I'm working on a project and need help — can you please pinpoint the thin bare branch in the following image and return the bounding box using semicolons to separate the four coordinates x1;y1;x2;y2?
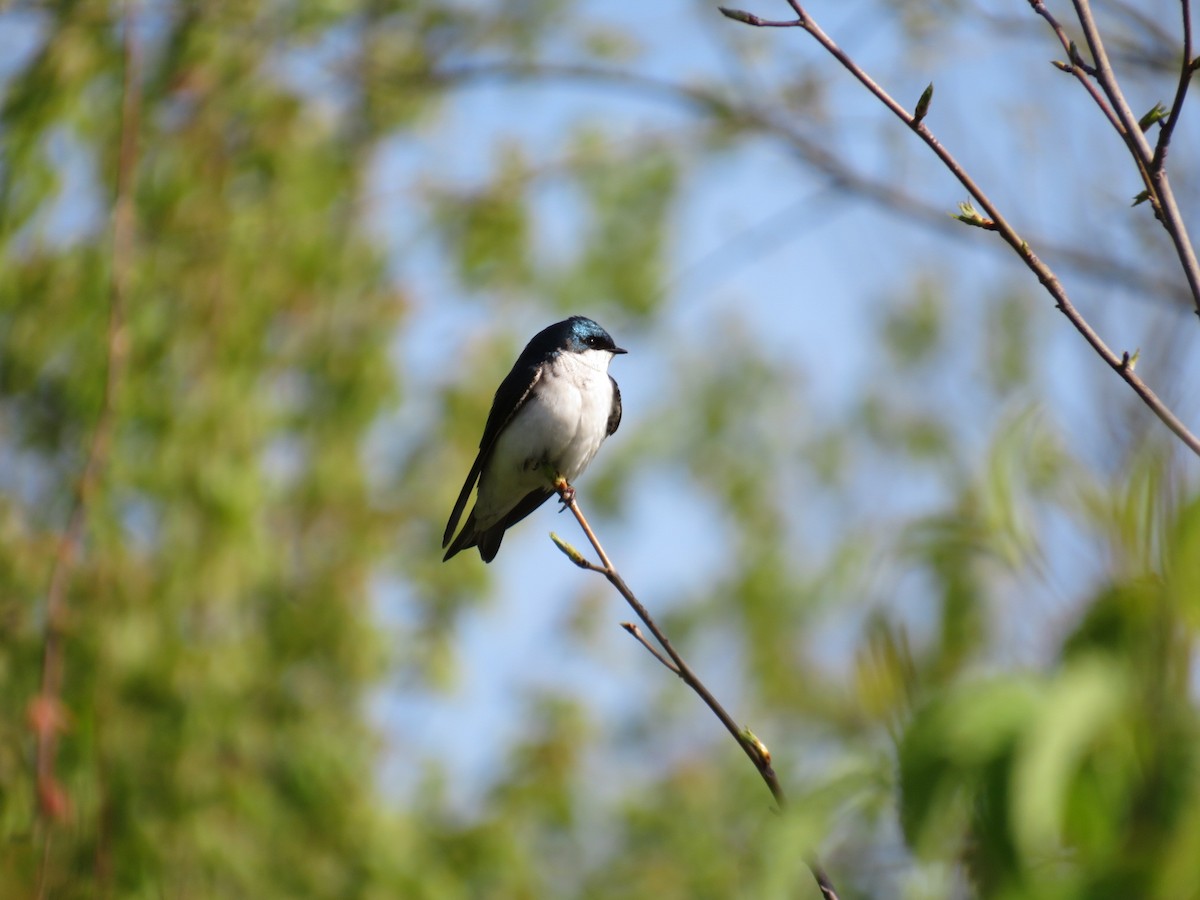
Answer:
718;7;799;28
1028;2;1123;131
34;4;139;893
1152;0;1194;172
725;3;1200;457
550;531;606;572
550;478;837;898
1067;0;1200;316
621;622;681;674
1071;0;1155;164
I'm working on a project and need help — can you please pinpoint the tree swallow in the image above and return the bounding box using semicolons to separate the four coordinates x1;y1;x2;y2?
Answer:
443;316;626;563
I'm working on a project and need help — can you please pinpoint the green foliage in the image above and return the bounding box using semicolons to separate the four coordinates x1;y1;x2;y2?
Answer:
0;4;405;896
883;279;943;369
432;145;534;293
985;290;1035;393
895;474;1200;898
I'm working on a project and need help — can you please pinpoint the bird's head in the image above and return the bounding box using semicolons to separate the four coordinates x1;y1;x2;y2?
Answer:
560;316;626;357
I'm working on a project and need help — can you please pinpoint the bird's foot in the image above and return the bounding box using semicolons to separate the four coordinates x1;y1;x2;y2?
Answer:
552;475;575;507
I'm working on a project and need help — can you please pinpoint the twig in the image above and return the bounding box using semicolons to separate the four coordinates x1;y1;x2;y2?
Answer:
550;480;782;798
721;3;1200;458
620;622;681;674
1048;0;1200;316
550;479;839;900
33;3;139;893
1028;3;1123;130
1152;0;1193;172
1071;0;1156;164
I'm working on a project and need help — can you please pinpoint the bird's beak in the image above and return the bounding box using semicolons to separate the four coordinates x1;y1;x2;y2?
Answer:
612;346;628;355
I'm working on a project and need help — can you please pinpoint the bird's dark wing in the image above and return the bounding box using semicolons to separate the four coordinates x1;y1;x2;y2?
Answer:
442;358;546;548
443;483;555;563
606;376;622;437
498;486;555;533
474;486;554;562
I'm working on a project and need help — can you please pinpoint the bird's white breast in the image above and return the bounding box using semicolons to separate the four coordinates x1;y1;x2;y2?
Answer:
474;349;615;529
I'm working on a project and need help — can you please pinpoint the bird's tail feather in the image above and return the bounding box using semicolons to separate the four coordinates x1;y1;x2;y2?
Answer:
442;510;478;561
443;457;484;548
442;510;506;564
476;526;504;563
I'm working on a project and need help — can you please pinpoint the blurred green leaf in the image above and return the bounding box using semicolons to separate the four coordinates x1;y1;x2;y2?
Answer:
431;145;533;292
555;133;679;318
899;677;1039;859
1011;656;1129;862
985;290;1035;393
882;279;943;369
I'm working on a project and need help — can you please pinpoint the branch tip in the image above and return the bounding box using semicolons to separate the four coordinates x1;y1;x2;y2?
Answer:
549;532;590;568
1067;40;1087;69
1138;102;1168;133
717;6;802;28
912;82;933;126
620;622;681;674
718;6;760;25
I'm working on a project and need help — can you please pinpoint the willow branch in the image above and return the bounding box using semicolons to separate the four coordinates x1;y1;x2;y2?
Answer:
720;3;1200;458
549;479;839;900
33;2;138;889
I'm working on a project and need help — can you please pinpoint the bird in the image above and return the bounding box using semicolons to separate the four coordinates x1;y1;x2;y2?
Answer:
443;316;626;563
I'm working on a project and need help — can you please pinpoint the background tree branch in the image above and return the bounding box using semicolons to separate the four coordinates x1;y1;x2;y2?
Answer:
414;60;1196;313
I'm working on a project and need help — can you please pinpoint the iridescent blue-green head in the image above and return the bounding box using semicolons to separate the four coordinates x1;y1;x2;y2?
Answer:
525;315;626;360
